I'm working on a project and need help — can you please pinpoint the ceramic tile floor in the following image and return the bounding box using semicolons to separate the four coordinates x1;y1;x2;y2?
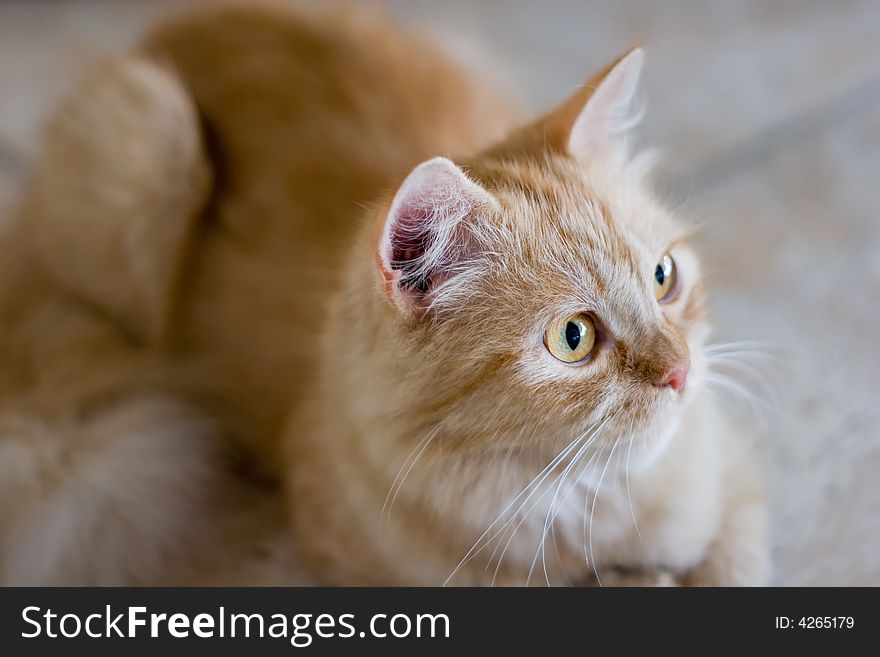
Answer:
1;0;878;585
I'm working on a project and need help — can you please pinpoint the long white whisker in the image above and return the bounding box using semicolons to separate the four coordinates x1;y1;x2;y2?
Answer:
704;340;783;353
588;434;622;587
705;370;781;435
527;422;605;586
624;418;642;543
706;373;773;413
705;347;782;359
707;357;786;377
518;411;619;586
380;424;442;529
483;419;607;577
549;521;567;584
444;421;594;586
533;443;593;585
581;438;608;569
493;410;618;586
484;425;597;568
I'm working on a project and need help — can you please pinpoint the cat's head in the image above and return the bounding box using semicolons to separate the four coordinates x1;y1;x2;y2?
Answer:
372;49;707;466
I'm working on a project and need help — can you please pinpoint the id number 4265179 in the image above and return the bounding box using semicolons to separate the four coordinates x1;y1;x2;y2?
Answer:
775;617;854;630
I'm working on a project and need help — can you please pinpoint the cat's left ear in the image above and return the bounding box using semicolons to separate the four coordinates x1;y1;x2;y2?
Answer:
547;47;644;159
378;157;498;316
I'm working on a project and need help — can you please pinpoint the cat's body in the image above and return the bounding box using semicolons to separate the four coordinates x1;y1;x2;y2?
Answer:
138;3;514;472
0;1;768;585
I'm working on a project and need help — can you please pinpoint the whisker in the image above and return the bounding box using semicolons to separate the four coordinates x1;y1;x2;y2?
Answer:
708;359;778;399
526;419;607;586
581;439;607;570
705;371;779;433
624;417;643;543
705;345;782;356
380;424;442;530
706;351;785;370
444;420;595;586
549;520;568;585
706;372;773;410
485;422;602;574
587;434;622;587
704;339;785;354
531;442;592;585
494;410;618;587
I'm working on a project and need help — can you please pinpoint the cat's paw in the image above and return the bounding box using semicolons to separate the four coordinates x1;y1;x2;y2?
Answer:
594;567;682;587
678;519;771;586
678;546;771;587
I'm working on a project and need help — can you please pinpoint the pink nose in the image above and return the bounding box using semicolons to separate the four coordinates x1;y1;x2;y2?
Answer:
660;362;690;393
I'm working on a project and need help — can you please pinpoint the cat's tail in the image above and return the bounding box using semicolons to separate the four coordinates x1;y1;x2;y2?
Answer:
0;55;229;585
0;395;224;585
17;54;212;347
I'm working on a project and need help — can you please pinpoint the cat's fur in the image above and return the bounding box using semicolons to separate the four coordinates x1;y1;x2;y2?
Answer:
0;1;768;585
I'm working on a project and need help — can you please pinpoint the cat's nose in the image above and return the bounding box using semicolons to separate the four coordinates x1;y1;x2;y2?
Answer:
660;361;689;394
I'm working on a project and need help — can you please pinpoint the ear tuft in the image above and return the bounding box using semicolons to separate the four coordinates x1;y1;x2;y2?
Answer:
378;157;496;314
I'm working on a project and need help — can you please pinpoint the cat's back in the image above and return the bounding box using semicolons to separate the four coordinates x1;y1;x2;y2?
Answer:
144;1;510;216
139;2;514;466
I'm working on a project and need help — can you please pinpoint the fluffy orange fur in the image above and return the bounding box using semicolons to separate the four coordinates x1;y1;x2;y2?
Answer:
0;1;768;585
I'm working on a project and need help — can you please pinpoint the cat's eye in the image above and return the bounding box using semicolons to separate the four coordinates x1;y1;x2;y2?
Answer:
653;254;678;302
545;312;596;364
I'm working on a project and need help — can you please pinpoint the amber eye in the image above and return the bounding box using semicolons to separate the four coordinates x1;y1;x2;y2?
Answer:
545;312;596;364
654;254;677;302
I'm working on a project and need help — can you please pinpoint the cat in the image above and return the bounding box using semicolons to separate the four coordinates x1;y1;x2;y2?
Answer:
0;1;769;585
284;53;771;586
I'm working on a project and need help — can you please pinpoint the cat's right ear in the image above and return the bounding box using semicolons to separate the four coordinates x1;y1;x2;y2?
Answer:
544;47;645;160
378;157;497;317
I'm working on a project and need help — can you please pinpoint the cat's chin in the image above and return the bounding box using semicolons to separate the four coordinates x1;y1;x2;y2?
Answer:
635;361;704;464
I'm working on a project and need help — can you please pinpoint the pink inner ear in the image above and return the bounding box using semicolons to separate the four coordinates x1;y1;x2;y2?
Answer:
380;157;496;307
388;204;434;293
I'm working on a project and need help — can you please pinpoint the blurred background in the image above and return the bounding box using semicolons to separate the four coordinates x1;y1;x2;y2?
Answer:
0;0;878;585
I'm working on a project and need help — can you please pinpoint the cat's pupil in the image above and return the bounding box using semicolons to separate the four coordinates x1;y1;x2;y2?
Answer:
655;263;665;286
565;322;581;351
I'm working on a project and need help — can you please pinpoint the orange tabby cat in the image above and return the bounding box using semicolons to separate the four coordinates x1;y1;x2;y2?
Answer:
1;1;768;585
284;54;770;587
